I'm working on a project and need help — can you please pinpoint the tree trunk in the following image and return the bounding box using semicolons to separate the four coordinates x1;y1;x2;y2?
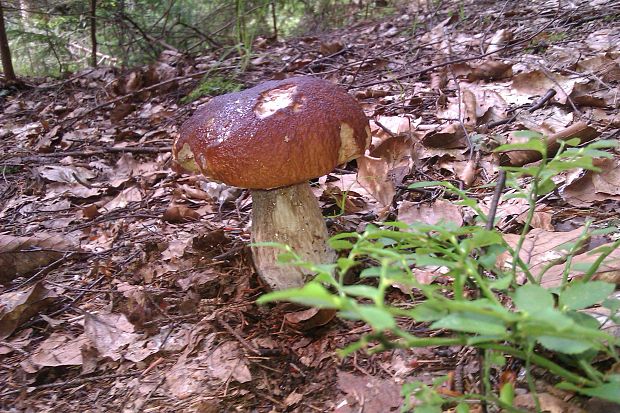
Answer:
0;0;17;81
90;0;97;67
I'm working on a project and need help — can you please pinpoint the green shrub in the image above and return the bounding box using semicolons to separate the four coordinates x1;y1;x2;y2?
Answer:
258;134;620;411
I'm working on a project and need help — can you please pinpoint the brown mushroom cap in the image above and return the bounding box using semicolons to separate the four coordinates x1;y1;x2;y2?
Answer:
173;76;371;189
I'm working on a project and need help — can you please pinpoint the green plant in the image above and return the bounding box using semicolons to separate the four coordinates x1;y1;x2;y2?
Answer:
181;75;242;103
258;134;620;411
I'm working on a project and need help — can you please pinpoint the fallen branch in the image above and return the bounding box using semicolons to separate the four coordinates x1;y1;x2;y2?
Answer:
2;146;172;165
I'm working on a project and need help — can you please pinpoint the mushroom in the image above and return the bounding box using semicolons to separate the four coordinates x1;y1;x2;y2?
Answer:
173;76;370;290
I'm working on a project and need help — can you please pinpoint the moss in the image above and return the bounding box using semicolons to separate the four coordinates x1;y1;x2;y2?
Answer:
182;75;242;104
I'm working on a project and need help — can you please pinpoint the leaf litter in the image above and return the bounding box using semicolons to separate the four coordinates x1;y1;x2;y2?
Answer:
1;0;619;411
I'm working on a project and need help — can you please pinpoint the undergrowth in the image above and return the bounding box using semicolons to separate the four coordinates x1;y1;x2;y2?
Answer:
258;133;620;412
181;75;242;103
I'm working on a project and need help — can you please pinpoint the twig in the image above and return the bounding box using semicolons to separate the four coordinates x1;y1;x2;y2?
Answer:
215;313;261;356
3;146;172;165
485;171;507;231
0;372;141;398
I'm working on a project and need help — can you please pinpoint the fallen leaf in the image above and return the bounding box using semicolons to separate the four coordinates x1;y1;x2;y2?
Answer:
512;70;577;104
357;155;396;206
563;158;620;207
124;324;191;362
0;282;58;339
84;312;141;361
540;242;620;287
29;332;89;368
0;328;32;355
166;332;251;399
514;392;586;413
0;233;79;282
284;308;336;330
38;165;96;184
101;186;143;212
501;227;588;284
335;371;401;412
398;199;463;227
163;205;201;223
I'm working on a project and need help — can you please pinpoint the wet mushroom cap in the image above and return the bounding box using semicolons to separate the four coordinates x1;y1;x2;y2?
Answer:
173;76;371;189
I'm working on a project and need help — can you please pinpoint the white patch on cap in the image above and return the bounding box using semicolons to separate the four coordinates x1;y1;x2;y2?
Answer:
254;85;297;119
338;123;359;164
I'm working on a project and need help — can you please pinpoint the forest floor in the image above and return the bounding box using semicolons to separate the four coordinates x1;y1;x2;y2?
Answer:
1;0;620;412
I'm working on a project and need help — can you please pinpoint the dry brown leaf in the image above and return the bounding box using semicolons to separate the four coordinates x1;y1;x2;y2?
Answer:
512;70;577;104
430;68;448;90
501;227;587;284
29;332;89;368
335;371;401;413
284;308;336;330
163;205;201;223
563;158;620;207
485;29;513;54
514;392;586;413
586;28;620;52
0;328;32;355
398;199;463;227
0;233;79;283
421;123;467;149
452;61;513;81
539;243;620;288
572;53;620;82
84;312;141;361
124;324;191;362
101;186;143;212
0;282;58;339
356;155;396;206
166;332;251;399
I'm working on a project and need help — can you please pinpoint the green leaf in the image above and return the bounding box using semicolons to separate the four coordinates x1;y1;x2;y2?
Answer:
495;138;545;154
256;283;341;308
489;275;513;291
328;239;354;250
469;229;503;247
527;307;575;330
538;336;593;354
355;306;396;331
513;130;544;139
341;285;380;300
603;298;620;313
456;403;470;413
559;281;615;310
408;303;447;321
586;139;619;149
499;382;515;406
431;312;507;336
557;381;620;403
513;284;554;313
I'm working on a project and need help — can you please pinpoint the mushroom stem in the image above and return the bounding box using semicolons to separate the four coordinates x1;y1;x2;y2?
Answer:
250;182;336;290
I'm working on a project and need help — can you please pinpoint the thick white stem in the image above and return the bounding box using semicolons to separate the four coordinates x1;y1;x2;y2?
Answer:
250;182;336;290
